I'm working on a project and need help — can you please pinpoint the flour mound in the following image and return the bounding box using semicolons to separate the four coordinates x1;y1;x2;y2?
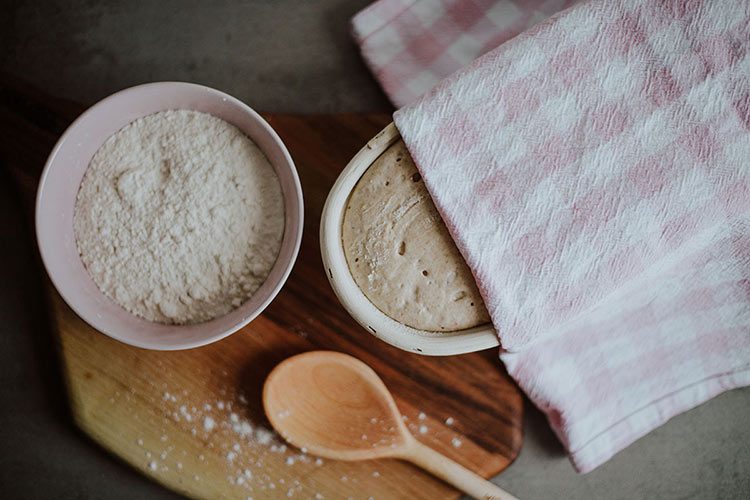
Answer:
74;110;285;324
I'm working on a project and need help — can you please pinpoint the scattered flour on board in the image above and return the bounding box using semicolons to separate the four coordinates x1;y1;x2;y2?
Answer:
74;110;285;324
139;383;335;496
134;387;466;495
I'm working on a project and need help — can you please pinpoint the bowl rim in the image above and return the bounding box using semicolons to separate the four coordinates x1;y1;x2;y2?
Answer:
35;81;304;350
319;122;499;356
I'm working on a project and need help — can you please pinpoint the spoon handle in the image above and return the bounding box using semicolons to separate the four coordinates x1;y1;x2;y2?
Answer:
401;440;518;500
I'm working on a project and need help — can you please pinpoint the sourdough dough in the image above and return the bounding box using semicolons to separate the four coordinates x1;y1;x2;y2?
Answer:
343;140;489;332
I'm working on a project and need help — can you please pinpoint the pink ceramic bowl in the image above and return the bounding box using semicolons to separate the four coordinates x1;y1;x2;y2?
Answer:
36;82;304;350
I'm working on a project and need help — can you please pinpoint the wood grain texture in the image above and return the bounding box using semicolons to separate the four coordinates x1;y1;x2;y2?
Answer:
0;75;523;499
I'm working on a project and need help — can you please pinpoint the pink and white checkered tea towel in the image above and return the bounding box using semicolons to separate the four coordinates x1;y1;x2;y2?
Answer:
352;0;578;106
391;0;750;473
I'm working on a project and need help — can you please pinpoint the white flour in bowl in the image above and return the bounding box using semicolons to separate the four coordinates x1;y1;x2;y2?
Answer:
73;110;285;324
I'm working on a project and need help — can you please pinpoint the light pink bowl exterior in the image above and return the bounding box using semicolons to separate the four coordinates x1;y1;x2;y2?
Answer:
36;82;304;350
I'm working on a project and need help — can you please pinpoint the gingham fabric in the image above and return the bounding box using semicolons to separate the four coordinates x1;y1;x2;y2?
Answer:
390;0;750;472
352;0;577;106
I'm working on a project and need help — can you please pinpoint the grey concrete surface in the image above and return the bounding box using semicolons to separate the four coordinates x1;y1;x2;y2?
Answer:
1;1;749;499
1;0;390;113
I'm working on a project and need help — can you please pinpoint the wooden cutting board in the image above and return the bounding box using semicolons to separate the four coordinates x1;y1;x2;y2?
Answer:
0;75;523;499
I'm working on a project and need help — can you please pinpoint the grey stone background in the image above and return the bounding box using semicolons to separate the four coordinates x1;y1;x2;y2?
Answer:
1;1;748;499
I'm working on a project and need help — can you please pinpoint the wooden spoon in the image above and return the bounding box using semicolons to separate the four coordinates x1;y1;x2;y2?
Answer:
263;351;517;500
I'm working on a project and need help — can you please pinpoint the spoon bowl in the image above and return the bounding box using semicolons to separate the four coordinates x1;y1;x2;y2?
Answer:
264;351;410;460
263;351;517;500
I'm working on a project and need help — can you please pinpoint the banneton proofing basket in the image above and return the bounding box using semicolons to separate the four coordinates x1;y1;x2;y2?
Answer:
320;123;499;356
36;82;304;350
